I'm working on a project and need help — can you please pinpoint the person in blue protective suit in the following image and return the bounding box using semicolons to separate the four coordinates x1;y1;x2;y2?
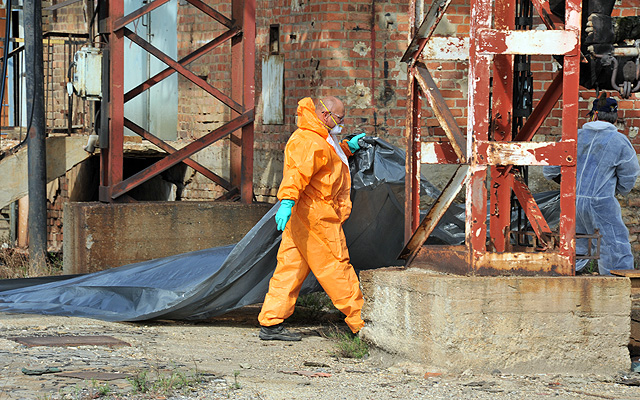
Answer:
544;94;640;275
258;96;367;341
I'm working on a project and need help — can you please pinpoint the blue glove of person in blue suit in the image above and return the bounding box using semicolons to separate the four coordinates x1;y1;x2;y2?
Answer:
275;199;295;231
347;133;367;153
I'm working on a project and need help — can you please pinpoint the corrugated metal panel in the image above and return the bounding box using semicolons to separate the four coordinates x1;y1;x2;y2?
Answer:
123;0;178;140
261;55;284;125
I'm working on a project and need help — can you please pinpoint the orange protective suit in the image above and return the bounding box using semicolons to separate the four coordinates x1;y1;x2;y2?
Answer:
258;97;365;333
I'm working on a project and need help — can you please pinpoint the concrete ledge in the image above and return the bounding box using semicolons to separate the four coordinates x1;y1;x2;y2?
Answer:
360;268;631;374
63;201;272;274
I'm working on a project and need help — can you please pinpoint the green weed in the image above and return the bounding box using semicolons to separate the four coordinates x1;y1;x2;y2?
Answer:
127;366;203;396
327;328;369;359
584;259;598;274
90;379;112;396
128;369;151;394
293;292;336;321
232;370;242;390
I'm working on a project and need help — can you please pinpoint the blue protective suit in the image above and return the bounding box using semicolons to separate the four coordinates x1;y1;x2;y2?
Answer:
544;121;640;274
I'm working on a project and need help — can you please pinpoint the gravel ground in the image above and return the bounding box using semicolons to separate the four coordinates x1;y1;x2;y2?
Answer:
0;305;639;400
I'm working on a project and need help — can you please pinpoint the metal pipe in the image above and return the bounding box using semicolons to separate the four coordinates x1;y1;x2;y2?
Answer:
24;0;47;273
9;200;17;246
0;0;12;125
17;195;28;248
587;45;640;57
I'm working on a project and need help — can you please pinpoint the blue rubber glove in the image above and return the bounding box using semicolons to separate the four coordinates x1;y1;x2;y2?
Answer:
347;133;366;153
275;199;295;231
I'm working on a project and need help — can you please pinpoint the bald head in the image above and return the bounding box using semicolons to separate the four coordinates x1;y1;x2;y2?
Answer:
316;96;345;130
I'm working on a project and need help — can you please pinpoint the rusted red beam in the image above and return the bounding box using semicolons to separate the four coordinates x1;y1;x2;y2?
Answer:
557;0;581;270
466;0;491;263
414;63;467;162
230;0;244;199
512;173;553;245
476;140;575;166
123;27;243;114
112;0;171;32
123;118;232;190
110;111;254;200
476;29;578;55
420;141;460;164
530;0;564;30
400;165;469;266
240;0;255;204
404;73;421;242
514;73;563;142
101;0;125;202
489;0;514;253
124;27;240;103
186;0;234;29
401;0;454;65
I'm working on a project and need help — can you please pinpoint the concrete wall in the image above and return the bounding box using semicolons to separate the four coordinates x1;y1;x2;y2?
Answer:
63;201;271;274
360;268;631;374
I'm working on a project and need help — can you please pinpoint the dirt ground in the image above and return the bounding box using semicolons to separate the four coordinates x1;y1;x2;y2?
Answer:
1;305;640;400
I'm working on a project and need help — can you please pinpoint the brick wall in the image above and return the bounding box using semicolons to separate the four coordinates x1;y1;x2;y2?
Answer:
46;176;67;252
38;0;640;264
43;1;93;132
252;0;411;200
175;0;233;199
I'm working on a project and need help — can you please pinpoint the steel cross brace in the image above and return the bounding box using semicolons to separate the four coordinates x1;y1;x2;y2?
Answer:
100;0;255;203
123;118;232;190
107;111;254;200
401;0;580;275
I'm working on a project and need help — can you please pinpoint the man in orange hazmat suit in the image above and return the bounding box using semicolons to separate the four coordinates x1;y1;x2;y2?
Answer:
258;96;366;341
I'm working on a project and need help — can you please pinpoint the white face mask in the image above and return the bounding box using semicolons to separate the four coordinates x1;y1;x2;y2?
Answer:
330;124;343;135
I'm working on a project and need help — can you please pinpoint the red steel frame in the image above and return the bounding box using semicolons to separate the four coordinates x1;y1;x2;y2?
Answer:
400;0;580;275
100;0;255;203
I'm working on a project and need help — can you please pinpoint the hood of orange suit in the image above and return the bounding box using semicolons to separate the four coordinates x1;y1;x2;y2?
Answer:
296;97;329;139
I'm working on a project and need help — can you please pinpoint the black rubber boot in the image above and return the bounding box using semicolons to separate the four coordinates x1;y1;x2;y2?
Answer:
259;324;301;341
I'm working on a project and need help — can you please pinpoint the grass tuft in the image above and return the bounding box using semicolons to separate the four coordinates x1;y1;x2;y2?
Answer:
127;366;204;397
0;234;64;278
325;327;369;359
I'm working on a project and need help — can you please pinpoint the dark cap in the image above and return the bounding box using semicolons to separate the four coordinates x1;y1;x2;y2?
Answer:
590;96;618;114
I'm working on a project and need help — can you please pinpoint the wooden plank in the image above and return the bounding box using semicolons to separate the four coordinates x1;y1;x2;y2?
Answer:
611;270;640;278
414;64;467;162
400;165;469;266
261;55;284;124
0;137;90;209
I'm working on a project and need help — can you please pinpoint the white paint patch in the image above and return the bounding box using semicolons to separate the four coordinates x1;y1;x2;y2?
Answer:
290;0;303;12
504;31;577;55
421;37;469;60
346;81;372;109
86;234;94;250
629;126;639;139
353;42;371;57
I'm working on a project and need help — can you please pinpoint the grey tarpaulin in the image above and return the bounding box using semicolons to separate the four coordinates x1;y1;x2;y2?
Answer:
0;138;559;320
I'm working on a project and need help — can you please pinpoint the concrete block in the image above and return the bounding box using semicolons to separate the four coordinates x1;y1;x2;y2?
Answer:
0;136;90;209
360;268;631;374
63;201;272;274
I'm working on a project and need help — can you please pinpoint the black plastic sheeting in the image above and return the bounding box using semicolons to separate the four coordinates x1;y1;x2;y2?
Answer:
0;138;560;321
